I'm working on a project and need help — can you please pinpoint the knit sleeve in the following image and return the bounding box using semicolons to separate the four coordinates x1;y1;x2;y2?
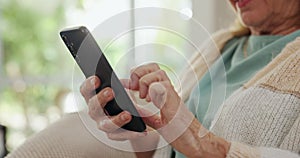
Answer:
226;142;300;158
279;114;300;152
227;115;300;158
226;115;300;158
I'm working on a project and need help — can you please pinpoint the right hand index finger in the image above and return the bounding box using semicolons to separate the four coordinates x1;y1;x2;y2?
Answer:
130;63;160;90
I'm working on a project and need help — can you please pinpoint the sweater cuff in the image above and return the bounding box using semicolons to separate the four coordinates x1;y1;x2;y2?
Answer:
226;142;261;158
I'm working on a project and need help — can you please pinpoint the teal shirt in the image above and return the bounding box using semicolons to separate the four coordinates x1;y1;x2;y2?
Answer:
175;30;300;158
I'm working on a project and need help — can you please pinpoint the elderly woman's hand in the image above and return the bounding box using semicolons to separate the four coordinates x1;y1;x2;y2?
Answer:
80;76;147;140
80;76;160;156
129;63;231;158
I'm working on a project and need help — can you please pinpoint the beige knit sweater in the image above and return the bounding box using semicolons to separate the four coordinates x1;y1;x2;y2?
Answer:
211;37;300;157
179;29;300;157
6;30;300;157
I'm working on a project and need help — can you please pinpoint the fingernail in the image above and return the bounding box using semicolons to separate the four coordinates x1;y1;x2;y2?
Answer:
103;89;111;97
155;119;161;125
90;78;95;85
121;113;130;121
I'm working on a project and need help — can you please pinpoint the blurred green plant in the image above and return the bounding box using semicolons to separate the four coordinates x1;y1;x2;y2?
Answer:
1;0;65;76
0;0;69;150
0;0;129;150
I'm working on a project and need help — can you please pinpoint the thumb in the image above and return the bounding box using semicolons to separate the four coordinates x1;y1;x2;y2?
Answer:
148;82;167;109
149;81;183;123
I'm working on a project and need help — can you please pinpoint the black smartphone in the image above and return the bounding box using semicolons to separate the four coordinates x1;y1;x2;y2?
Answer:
60;26;146;132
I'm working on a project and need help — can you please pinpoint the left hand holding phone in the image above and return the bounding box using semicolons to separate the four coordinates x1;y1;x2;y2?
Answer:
80;76;148;140
81;75;161;156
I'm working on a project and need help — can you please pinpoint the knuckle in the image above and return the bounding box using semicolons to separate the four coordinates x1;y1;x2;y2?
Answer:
79;84;86;95
106;117;123;131
130;67;137;73
88;110;93;118
130;71;139;80
87;97;95;107
98;119;111;131
106;132;128;141
106;133;116;140
102;120;111;129
149;63;159;69
97;121;105;131
88;110;97;121
139;78;148;86
164;82;173;89
93;93;104;105
87;98;101;120
157;69;167;77
96;94;108;107
87;100;93;109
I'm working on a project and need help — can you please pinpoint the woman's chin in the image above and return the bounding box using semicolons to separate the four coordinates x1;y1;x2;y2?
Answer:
240;12;264;28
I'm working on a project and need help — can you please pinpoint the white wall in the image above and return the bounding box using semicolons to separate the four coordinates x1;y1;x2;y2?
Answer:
192;0;235;34
184;0;235;58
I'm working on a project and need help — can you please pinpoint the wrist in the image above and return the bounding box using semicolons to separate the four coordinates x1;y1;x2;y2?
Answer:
172;118;230;158
198;132;230;158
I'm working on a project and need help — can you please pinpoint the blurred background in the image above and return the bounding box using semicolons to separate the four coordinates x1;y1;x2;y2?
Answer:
0;0;235;155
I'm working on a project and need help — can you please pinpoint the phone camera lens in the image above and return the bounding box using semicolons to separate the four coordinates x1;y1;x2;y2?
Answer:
80;27;87;33
62;35;68;42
